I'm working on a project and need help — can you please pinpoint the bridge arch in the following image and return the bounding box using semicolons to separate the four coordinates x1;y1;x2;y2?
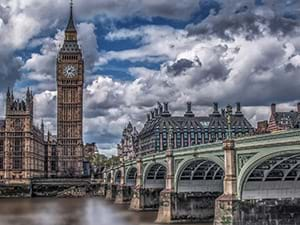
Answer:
114;169;122;185
143;162;167;189
175;156;224;193
238;149;300;200
125;166;137;187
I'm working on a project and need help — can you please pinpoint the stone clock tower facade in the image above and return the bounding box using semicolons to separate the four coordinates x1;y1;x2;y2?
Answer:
56;1;84;177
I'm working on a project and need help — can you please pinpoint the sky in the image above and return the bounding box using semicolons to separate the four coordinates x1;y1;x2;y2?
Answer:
0;0;300;156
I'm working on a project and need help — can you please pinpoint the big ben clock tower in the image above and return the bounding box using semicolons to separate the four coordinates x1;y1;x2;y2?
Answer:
56;1;84;177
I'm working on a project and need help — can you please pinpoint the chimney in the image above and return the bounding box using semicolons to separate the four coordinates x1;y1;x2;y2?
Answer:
158;102;163;115
151;111;155;119
235;102;243;116
236;102;241;112
187;102;192;112
213;102;219;113
184;102;195;117
154;108;159;117
147;113;151;121
221;109;225;117
161;102;171;117
211;102;220;116
297;102;300;113
163;102;169;113
271;103;276;114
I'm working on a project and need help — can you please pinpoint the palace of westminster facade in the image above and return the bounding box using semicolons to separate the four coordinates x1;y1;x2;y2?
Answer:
0;3;87;184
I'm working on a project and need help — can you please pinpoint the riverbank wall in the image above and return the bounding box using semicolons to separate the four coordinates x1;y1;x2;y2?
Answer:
0;179;102;198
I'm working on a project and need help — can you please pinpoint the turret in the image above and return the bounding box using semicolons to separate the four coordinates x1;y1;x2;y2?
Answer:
6;88;34;116
41;120;45;135
6;88;11;114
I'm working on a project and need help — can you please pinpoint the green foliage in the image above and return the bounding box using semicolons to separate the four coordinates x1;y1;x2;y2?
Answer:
91;153;120;169
91;153;107;168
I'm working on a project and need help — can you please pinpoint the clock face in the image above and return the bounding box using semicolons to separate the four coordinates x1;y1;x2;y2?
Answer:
63;65;77;78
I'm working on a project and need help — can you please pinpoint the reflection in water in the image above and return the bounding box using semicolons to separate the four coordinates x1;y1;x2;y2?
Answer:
0;198;212;225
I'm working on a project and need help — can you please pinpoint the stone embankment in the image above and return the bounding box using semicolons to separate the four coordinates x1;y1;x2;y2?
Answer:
0;179;103;198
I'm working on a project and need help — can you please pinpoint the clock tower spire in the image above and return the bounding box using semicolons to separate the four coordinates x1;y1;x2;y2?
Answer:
56;0;84;177
65;0;77;41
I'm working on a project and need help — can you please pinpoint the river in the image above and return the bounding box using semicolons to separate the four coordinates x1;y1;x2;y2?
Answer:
0;197;213;225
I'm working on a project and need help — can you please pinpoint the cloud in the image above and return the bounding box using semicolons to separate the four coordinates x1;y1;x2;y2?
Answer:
100;26;197;65
187;0;300;40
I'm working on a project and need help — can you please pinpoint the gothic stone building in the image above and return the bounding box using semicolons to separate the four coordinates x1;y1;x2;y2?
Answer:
0;89;45;184
44;132;58;178
118;122;139;161
138;102;254;156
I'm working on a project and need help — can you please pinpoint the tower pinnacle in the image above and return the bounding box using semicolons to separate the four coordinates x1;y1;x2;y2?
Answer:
66;0;76;33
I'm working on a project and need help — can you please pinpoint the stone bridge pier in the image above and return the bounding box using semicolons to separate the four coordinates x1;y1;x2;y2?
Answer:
114;161;136;204
156;148;224;223
99;170;108;196
130;156;165;211
105;168;117;201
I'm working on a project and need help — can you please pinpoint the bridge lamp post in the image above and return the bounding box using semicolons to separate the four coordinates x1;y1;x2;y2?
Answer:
214;104;239;225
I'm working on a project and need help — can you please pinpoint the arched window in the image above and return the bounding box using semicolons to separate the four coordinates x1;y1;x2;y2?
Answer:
190;127;195;145
162;127;167;150
197;127;202;144
176;127;181;148
183;127;188;147
155;126;160;151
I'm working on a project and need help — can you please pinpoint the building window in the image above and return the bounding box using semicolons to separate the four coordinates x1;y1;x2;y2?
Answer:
0;140;4;170
204;129;209;143
190;128;195;145
197;128;202;144
176;128;181;148
51;161;56;171
51;146;56;156
162;127;167;150
155;127;160;151
13;138;22;170
183;127;188;147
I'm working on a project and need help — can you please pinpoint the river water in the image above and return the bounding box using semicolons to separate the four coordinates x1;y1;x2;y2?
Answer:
0;197;213;225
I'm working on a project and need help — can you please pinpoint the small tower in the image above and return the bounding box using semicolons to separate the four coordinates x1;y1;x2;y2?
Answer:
6;88;11;114
41;119;45;135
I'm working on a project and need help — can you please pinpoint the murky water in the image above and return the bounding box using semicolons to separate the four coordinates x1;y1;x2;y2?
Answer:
0;197;213;225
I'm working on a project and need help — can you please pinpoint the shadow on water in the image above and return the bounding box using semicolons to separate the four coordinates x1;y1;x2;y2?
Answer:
0;198;213;225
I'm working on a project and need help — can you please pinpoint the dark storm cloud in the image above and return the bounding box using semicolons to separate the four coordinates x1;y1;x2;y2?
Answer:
0;51;22;91
0;5;10;24
166;59;195;76
187;0;300;40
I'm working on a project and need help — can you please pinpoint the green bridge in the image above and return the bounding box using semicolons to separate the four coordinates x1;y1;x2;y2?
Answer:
101;129;300;225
